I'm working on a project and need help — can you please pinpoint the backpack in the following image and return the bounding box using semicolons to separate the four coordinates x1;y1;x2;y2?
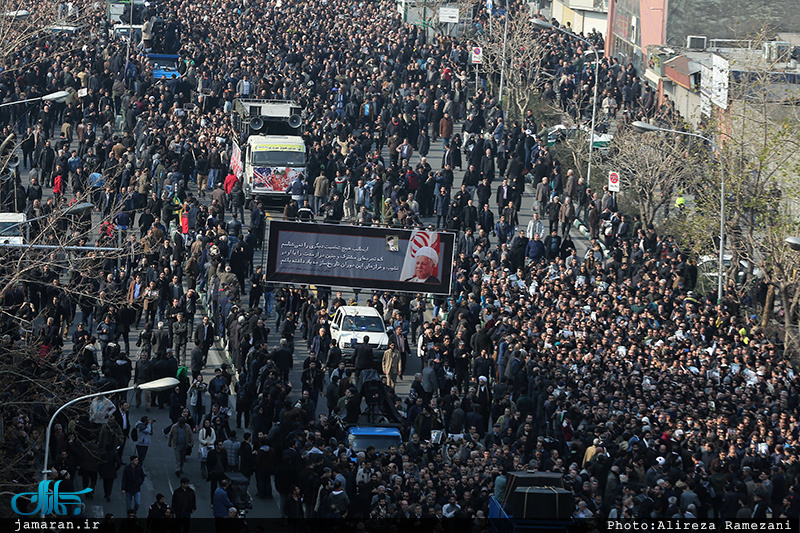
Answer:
130;425;138;442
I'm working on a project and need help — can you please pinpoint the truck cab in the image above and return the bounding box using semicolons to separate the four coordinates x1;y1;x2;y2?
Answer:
107;0;145;41
147;54;181;81
242;135;306;201
107;0;146;24
345;426;403;461
230;99;306;205
0;213;27;246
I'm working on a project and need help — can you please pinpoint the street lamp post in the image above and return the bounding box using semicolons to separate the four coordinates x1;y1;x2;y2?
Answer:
0;90;70;109
498;6;510;103
632;120;726;303
41;377;179;496
532;19;600;189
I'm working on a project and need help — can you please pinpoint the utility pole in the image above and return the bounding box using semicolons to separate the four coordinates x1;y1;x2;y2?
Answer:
498;8;509;103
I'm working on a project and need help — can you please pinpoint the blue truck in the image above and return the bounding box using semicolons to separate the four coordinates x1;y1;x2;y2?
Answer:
148;53;181;81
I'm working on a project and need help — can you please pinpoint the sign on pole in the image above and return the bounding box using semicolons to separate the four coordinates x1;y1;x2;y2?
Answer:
470;46;483;64
439;6;459;24
608;170;620;193
486;0;493;12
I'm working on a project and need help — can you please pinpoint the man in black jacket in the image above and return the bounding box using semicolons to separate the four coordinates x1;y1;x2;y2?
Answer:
206;440;229;499
272;338;294;382
475;178;492;210
194;315;215;365
239;432;255;482
171;477;197;531
113;401;132;456
543;230;562;261
326;339;342;371
121;455;146;515
38;140;56;187
353;336;374;377
26;176;42;209
479;148;495;184
461;198;478;232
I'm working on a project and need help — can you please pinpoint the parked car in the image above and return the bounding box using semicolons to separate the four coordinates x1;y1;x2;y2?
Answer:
538;124;613;154
697;254;763;285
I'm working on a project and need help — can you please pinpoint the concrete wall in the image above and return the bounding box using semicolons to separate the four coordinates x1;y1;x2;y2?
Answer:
551;0;609;36
662;80;704;127
665;0;800;48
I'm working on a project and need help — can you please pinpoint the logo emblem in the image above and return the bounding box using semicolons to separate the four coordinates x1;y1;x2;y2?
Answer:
11;480;92;516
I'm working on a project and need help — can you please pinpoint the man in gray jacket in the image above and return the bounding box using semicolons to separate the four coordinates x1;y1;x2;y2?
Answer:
422;358;438;401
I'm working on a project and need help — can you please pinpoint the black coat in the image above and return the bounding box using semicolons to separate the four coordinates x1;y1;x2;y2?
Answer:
194;323;215;346
353;342;374;371
273;346;293;372
206;448;229;481
99;449;122;479
239;440;255;478
327;346;342;369
121;463;145;492
113;409;133;437
461;205;478;231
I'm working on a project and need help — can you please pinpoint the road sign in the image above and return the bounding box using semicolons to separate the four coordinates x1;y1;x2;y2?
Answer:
486;0;493;11
470;46;482;64
608;170;620;192
439;6;459;23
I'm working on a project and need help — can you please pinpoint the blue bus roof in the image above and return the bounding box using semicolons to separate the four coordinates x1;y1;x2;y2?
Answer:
347;427;402;437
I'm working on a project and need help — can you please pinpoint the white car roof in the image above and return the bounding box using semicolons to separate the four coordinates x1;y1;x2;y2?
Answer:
337;305;383;316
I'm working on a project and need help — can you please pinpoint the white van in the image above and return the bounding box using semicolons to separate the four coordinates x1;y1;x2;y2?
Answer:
330;305;391;358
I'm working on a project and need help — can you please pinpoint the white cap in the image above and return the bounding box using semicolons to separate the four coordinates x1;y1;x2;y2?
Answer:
656;456;666;466
416;246;439;265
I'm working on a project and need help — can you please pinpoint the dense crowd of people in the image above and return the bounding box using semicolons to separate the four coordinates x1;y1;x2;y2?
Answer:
1;0;798;527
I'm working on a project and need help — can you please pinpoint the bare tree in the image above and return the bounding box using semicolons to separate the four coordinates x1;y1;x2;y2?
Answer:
476;9;548;121
0;345;92;497
603;121;697;227
743;222;800;355
0;198;133;507
655;30;800;347
401;0;476;37
0;1;92;75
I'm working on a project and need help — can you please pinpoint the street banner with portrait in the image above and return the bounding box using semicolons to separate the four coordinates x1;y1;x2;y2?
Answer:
266;221;455;295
